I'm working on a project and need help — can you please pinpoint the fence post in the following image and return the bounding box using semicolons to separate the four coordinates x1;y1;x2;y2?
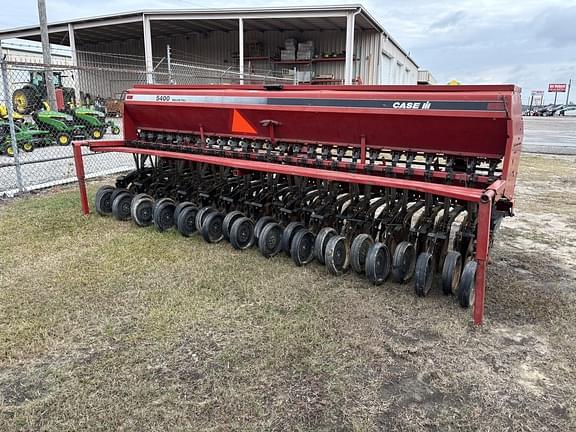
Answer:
0;56;25;194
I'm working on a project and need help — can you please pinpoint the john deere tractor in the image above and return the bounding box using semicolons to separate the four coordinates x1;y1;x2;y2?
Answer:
0;120;50;156
31;110;84;146
72;107;121;140
12;71;76;115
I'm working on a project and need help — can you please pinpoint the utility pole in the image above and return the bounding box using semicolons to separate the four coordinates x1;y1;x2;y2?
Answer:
566;78;572;105
38;0;57;110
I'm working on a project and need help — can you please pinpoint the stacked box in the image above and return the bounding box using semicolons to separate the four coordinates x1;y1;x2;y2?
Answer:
280;49;296;61
297;40;314;60
284;38;297;49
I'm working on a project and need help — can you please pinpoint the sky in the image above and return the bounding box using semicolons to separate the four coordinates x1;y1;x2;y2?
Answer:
1;0;575;104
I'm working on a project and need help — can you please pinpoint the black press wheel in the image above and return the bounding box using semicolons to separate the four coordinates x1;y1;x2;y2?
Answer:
290;229;316;266
458;260;477;308
176;206;198;237
350;233;374;274
131;193;154;227
314;227;337;264
201;211;225;243
195;206;216;232
281;222;306;255
254;216;275;240
223;211;245;242
325;235;349;276
365;242;391;285
229;217;255;250
173;201;195;226
94;185;115;216
414;252;434;297
111;191;134;221
258;222;284;258
391;241;416;283
442;251;463;295
153;198;176;231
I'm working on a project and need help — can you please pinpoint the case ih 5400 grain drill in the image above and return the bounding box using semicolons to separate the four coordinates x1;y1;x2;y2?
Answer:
73;84;523;324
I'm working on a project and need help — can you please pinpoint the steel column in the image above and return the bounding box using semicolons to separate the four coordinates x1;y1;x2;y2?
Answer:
344;11;356;85
239;18;244;85
143;15;154;84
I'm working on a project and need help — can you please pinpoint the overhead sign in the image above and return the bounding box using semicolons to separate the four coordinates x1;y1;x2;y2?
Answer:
548;83;567;92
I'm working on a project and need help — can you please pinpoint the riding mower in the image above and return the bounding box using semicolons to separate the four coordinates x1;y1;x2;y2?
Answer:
71;107;121;140
0;120;50;156
0;104;25;124
31;110;85;146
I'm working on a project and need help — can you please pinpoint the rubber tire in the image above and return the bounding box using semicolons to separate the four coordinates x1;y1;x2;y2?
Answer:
258;222;284;258
5;145;15;157
201;211;225;243
56;132;71;146
110;187;129;205
195;207;216;232
281;222;306;255
254;216;275;240
176;206;198;237
290;229;316;266
90;128;103;140
314;227;337;264
391;241;417;283
131;194;154;227
111;191;133;221
442;251;463;295
325;235;349;276
365;242;391;285
153;198;176;231
414;252;434;297
22;142;34;152
458;260;477;308
350;233;374;274
112;126;121;135
223;210;245;242
94;185;115;216
173;201;195;226
13;88;34;115
229;217;255;250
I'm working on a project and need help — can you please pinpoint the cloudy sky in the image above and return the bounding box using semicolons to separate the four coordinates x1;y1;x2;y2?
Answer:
1;0;575;104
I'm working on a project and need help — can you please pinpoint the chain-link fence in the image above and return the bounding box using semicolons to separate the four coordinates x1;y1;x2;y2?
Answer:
0;51;292;197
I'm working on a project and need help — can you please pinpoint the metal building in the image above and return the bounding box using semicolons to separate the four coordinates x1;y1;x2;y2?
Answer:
0;5;422;97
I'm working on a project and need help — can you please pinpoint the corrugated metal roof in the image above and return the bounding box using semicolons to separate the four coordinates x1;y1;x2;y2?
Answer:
0;5;416;66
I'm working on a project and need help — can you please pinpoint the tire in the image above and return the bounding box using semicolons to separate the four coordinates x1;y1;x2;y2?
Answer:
350;233;374;274
12;88;34;115
414;252;434;297
458;260;477;308
94;185;115;216
325;235;349;276
112;126;121;135
258;222;284;258
111;191;133;221
365;242;391;285
223;211;245;242
195;206;216;232
173;201;195;226
201;211;225;243
5;145;15;157
442;251;463;295
56;132;71;146
281;222;306;255
290;229;315;266
131;194;154;227
22;142;34;152
254;216;275;240
229;217;255;250
314;227;337;264
391;241;416;283
90;128;103;140
176;206;198;237
153;198;176;231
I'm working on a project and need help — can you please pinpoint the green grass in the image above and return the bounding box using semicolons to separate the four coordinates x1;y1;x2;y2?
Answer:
1;155;576;431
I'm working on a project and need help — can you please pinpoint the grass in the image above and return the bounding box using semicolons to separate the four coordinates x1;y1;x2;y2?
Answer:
0;154;575;431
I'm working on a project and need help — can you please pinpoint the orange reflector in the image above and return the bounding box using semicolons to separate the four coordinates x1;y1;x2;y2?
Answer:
231;109;257;134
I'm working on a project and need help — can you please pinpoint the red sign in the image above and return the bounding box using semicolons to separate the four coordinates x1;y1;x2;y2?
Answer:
548;83;567;92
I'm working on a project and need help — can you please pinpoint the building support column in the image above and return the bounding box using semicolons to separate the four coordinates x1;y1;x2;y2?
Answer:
67;23;81;106
344;11;356;85
143;15;154;84
239;18;244;85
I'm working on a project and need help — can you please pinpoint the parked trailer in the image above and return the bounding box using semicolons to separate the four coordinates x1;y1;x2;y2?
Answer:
73;84;523;324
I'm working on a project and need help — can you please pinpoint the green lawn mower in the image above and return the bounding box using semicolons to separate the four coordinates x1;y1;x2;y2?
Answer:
31;110;85;146
0;120;50;156
72;107;121;140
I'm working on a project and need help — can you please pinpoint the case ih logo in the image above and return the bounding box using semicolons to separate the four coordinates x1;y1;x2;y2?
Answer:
392;101;432;109
548;83;567;92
